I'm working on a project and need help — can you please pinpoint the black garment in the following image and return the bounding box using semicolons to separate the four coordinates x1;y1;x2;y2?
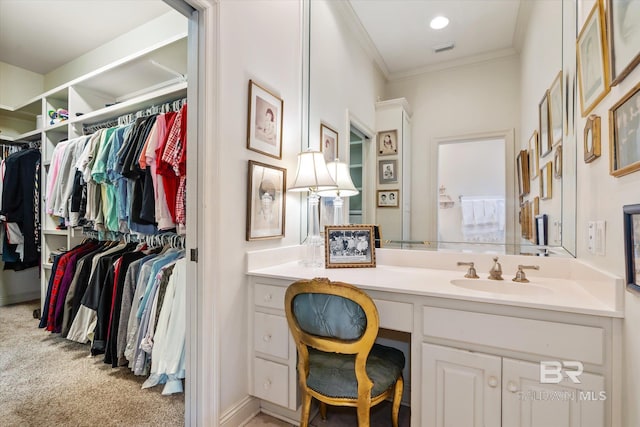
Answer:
39;253;63;329
104;250;147;366
139;167;156;224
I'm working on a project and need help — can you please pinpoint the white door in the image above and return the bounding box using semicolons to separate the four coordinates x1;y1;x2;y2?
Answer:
422;343;502;427
502;358;606;427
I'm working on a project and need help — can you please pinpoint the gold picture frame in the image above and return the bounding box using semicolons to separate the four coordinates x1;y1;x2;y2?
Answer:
609;81;640;177
377;189;399;207
320;123;338;164
577;0;610;117
529;130;539;179
246;160;286;240
554;145;563;178
584;114;601;163
539;91;552;157
607;0;640;86
378;129;398;156
247;80;284;159
516;149;530;197
540;162;553;200
549;71;563;146
325;224;376;268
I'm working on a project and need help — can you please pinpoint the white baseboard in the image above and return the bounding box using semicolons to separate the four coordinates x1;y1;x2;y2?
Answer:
0;290;40;307
220;395;260;427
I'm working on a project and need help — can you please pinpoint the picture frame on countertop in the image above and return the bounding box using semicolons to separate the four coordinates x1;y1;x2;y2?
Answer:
577;0;610;117
325;224;376;268
247;80;284;159
609;82;640;177
246;160;286;241
624;203;640;294
607;0;640;86
584;114;601;163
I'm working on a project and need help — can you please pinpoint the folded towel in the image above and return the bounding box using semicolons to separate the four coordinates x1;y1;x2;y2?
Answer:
461;200;474;225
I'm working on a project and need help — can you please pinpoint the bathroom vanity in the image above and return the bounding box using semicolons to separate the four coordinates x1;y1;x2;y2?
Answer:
247;247;623;427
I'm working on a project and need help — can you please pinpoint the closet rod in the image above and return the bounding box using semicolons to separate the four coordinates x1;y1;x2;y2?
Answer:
81;229;185;249
82;96;187;135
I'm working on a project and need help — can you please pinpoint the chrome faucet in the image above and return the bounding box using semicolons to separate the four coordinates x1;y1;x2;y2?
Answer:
488;257;503;280
456;261;479;279
513;265;540;283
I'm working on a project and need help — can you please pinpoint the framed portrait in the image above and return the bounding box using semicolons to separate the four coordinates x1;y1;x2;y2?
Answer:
624;204;640;294
607;0;640;86
584;114;601;163
554;145;563;178
320;123;338;164
549;71;563;146
536;214;548;246
539;91;552;157
378;159;398;184
377;189;399;207
516;149;530;197
609;82;640;177
324;224;376;268
540;162;553;200
577;0;610;117
529;130;540;179
378;129;398;156
247;80;284;159
246;160;286;240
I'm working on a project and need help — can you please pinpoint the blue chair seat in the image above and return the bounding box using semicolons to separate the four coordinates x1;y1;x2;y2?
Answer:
307;344;405;399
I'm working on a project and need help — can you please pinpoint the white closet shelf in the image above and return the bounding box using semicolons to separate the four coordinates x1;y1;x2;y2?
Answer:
42;229;69;236
42;263;53;270
2;128;42;143
77;81;187;128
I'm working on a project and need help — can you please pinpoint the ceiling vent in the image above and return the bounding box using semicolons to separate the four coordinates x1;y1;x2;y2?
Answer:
433;42;455;53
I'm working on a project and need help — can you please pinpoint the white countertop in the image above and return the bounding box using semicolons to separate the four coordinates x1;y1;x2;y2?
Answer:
247;247;624;318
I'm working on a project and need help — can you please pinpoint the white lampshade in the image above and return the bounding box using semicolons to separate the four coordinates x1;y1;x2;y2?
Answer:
289;151;337;192
318;161;359;198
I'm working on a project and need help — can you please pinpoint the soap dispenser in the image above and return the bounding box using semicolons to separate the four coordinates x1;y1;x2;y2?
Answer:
488;257;503;280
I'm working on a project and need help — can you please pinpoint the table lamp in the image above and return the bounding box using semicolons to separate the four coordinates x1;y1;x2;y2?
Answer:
318;159;359;225
289;150;337;267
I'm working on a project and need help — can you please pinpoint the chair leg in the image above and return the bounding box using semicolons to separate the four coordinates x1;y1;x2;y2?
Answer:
356;403;371;427
319;402;328;420
391;376;404;427
300;392;312;427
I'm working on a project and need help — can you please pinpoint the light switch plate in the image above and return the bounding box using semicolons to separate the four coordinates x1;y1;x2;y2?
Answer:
595;221;605;256
587;221;596;254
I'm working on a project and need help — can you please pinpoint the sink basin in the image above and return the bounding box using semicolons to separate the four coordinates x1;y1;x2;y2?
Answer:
450;279;553;296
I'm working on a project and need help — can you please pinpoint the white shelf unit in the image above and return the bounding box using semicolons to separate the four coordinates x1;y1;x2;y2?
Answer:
33;34;188;310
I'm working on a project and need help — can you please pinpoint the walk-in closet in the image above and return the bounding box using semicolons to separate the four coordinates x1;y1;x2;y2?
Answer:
0;1;194;424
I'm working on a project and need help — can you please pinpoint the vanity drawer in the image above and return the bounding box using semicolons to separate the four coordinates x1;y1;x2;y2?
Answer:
254;312;289;359
253;357;289;407
374;298;413;332
255;283;286;310
423;306;604;365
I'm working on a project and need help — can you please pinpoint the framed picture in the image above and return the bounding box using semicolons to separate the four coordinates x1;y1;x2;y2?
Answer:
577;0;610;117
246;160;286;240
549;71;563;146
378;130;398;156
377;189;399;207
609;82;640;177
378;159;398;184
320;123;338;164
564;71;575;137
247;80;284;159
536;214;548;246
554;145;563;178
584;114;601;163
539;91;552;157
624;204;640;294
324;224;376;268
529;130;540;179
533;196;540;217
607;0;640;86
521;200;530;239
516;149;530;197
540;162;553;200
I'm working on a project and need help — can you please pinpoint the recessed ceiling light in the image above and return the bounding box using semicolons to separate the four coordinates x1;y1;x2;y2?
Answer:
430;16;449;30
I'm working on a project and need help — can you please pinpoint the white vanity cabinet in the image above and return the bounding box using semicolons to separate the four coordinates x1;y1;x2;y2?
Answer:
421;306;610;427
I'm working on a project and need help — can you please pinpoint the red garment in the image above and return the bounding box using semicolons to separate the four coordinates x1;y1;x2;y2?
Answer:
157;108;183;222
106;257;123;342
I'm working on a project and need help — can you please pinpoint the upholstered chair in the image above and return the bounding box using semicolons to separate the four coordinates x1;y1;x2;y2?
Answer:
284;277;405;427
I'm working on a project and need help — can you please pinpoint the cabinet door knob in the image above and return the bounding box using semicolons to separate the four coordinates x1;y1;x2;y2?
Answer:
263;334;272;342
488;376;498;388
507;381;518;393
263;379;272;390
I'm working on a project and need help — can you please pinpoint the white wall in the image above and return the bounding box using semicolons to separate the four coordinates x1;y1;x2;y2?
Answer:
573;1;640;425
385;54;521;243
218;0;303;415
0;61;43;107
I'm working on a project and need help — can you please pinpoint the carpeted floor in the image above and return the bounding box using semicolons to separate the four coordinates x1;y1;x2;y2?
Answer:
0;300;184;426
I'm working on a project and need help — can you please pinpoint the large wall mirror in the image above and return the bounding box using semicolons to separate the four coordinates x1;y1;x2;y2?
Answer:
307;0;577;257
